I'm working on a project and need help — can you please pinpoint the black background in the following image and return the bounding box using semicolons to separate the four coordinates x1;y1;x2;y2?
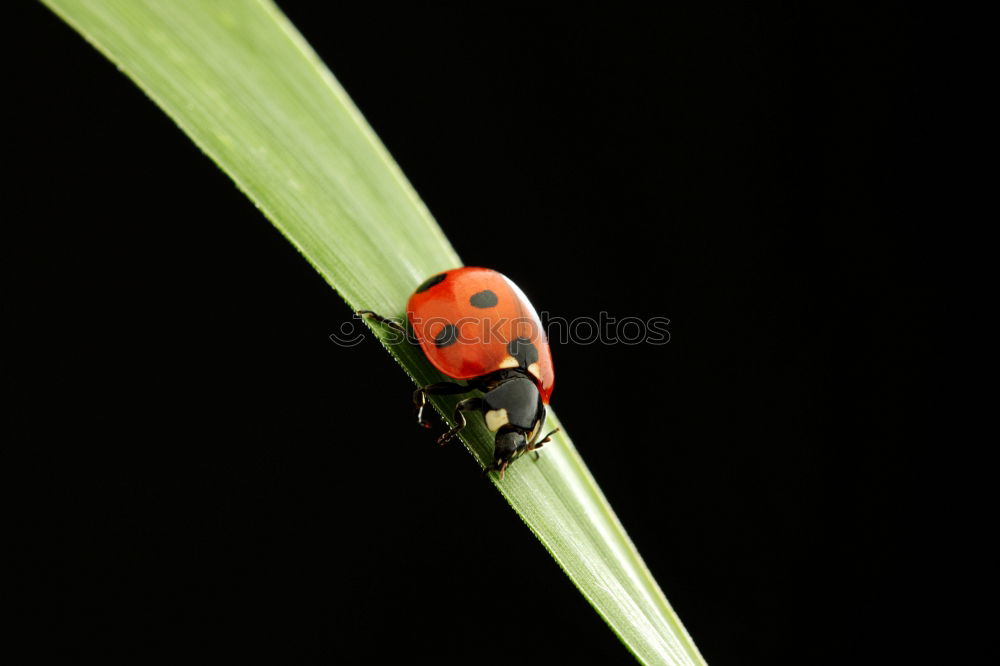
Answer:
9;3;951;665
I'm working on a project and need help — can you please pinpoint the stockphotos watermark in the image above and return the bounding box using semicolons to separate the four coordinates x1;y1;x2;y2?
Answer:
328;312;671;347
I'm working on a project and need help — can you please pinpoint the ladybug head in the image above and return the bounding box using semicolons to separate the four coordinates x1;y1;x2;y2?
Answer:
490;429;527;479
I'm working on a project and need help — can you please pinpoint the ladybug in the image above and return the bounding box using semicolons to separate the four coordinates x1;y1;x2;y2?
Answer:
359;267;557;479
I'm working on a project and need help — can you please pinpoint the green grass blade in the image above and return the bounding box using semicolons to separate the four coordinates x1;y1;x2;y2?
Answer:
40;2;706;663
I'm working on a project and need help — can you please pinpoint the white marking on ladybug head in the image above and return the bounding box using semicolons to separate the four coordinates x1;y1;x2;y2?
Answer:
528;362;542;380
485;408;510;432
499;355;519;369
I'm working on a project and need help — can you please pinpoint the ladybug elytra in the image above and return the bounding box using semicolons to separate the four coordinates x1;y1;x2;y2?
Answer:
359;267;557;479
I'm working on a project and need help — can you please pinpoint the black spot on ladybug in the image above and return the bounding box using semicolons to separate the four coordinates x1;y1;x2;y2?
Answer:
434;323;458;348
416;273;447;293
469;289;498;308
507;337;538;367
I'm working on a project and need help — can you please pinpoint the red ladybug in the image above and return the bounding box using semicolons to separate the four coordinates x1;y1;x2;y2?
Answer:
359;267;557;479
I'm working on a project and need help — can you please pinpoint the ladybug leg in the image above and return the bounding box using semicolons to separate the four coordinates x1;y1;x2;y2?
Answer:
529;428;560;461
482;460;510;480
436;397;484;446
412;382;472;428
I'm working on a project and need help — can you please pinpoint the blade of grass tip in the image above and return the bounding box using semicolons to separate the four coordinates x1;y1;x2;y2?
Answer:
39;1;707;663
